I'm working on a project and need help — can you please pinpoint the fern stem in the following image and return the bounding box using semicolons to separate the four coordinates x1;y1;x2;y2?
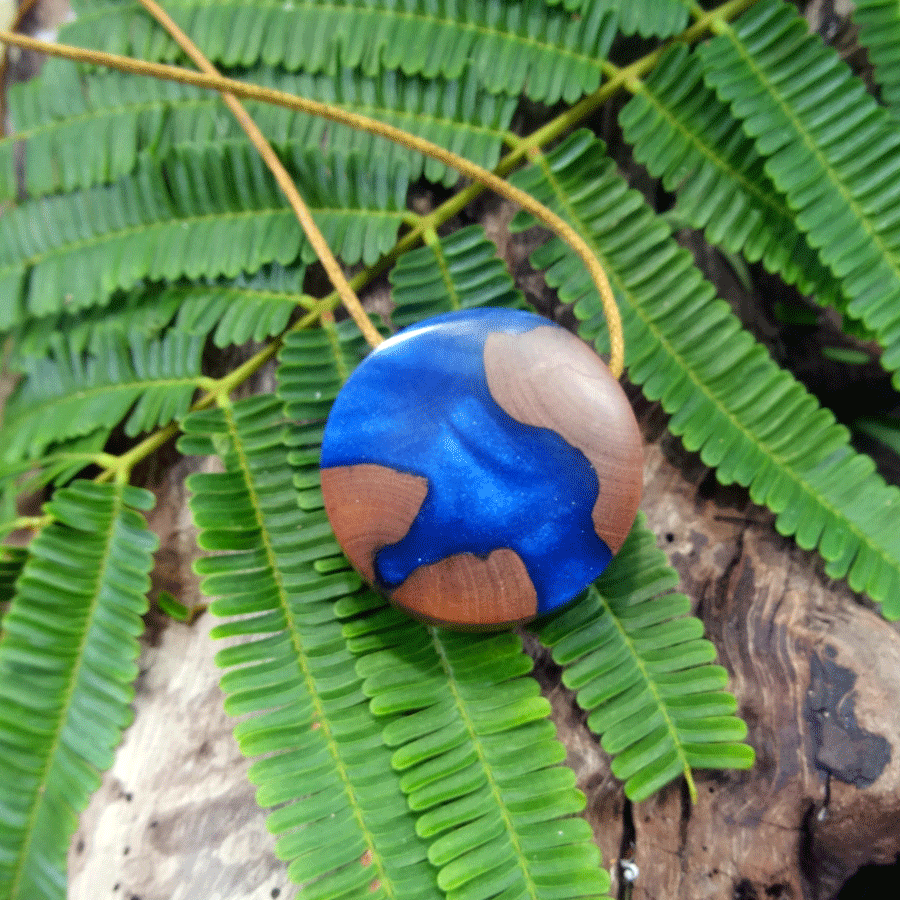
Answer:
0;515;51;534
95;423;181;484
0;29;625;378
133;0;383;350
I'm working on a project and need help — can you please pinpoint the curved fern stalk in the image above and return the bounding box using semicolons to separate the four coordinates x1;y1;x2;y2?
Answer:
66;0;619;104
537;514;753;802
0;329;206;465
509;130;900;617
853;0;900;118
0;57;516;200
180;394;442;900
698;0;900;384
618;44;845;309
0;480;157;900
0;144;408;332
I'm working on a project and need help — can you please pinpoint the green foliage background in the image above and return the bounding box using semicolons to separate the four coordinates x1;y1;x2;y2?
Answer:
2;0;900;896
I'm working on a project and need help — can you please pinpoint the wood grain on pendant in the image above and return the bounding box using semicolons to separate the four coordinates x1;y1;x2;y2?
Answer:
392;548;538;629
320;464;428;583
484;326;644;553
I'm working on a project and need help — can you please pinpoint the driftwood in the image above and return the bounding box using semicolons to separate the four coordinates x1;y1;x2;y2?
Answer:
585;400;900;900
66;397;900;900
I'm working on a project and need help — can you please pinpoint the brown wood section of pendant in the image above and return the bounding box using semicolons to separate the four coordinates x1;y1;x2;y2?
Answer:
484;326;643;553
320;464;429;583
392;549;538;629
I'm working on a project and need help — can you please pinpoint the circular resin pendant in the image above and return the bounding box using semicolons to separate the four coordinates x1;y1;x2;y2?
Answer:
320;308;643;630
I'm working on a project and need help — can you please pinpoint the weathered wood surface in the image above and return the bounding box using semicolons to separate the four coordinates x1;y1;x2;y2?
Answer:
66;396;900;900
597;401;900;900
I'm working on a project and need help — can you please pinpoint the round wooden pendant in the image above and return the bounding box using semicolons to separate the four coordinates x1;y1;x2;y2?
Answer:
320;307;643;630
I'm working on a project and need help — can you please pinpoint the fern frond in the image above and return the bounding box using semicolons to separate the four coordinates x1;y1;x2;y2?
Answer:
0;58;186;202
12;264;307;364
278;320;374;426
1;58;515;199
853;0;900;116
0;431;113;523
181;395;442;900
698;0;900;383
345;614;612;900
546;0;694;36
0;145;407;331
389;225;527;330
0;547;27;603
0;330;204;464
174;266;308;348
618;44;843;306
510;130;900;616
65;0;617;104
538;514;753;801
615;0;691;37
0;480;157;900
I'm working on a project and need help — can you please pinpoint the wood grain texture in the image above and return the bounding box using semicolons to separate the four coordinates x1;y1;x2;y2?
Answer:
320;463;428;583
392;548;538;629
611;398;900;900
484;326;643;553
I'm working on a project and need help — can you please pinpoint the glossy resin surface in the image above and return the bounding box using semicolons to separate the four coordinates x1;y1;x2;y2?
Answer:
320;307;643;629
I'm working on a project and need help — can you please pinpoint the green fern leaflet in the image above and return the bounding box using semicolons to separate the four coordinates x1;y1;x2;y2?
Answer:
0;482;157;900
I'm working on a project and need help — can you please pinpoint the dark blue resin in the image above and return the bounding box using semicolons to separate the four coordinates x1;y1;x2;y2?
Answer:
320;307;612;615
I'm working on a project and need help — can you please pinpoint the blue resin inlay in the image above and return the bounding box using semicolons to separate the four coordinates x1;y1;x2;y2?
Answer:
320;307;612;614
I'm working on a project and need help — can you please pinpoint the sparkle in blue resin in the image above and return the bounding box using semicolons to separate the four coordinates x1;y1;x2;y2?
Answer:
320;307;613;615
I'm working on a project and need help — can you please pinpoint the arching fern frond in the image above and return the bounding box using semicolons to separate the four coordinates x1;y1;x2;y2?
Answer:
615;0;691;37
853;0;900;117
538;514;753;802
173;266;308;348
0;431;113;521
0;329;204;464
11;264;307;364
389;225;527;329
618;44;843;307
0;145;407;330
0;480;157;900
65;0;618;104
345;614;612;900
278;320;374;426
181;395;442;900
1;57;515;199
550;0;691;38
698;0;900;383
0;546;27;604
510;130;900;616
